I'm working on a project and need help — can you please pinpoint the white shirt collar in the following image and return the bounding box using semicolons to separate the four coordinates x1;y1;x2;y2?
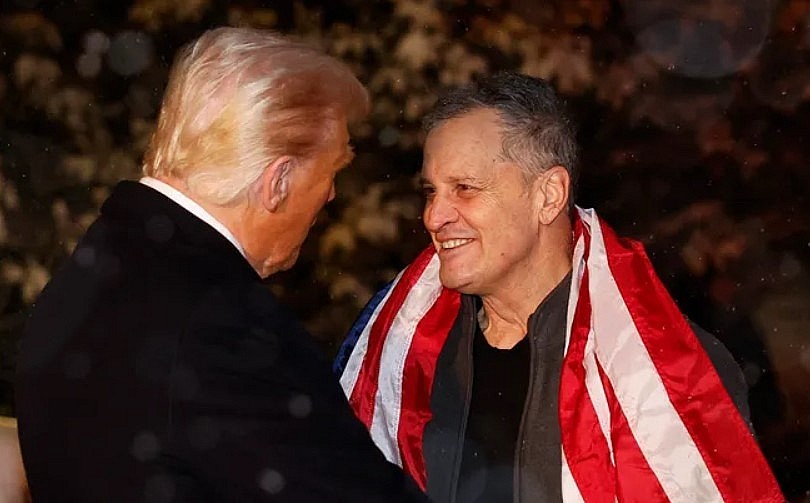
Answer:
139;177;246;259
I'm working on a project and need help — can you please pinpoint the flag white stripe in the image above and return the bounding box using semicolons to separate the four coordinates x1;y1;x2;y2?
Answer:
583;331;615;466
561;450;587;503
564;231;586;354
339;270;404;397
585;211;723;503
565;210;615;492
369;255;443;465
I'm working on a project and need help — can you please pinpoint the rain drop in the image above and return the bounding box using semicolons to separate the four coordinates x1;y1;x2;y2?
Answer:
131;431;160;462
74;246;96;268
145;215;174;243
289;394;313;419
258;469;285;494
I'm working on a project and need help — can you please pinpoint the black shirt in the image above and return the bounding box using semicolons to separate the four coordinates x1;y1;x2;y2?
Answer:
456;321;532;502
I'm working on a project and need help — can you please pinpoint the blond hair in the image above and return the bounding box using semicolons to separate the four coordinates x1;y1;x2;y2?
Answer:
143;27;369;204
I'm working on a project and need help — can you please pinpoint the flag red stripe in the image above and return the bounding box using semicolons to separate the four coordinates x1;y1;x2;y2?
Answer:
598;219;784;502
397;287;461;490
595;360;670;502
349;247;435;428
560;265;616;503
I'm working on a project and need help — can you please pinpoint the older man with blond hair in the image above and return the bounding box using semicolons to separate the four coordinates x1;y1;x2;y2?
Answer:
16;27;424;502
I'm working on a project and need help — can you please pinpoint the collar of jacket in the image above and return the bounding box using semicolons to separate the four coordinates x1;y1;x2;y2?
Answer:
101;181;260;283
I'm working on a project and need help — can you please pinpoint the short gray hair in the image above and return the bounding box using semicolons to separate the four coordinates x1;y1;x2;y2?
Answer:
423;72;578;200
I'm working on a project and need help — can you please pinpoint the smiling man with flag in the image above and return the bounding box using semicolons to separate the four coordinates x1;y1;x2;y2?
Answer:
335;72;783;503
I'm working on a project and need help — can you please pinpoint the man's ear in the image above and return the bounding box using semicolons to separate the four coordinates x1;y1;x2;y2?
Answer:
259;156;293;213
535;166;570;225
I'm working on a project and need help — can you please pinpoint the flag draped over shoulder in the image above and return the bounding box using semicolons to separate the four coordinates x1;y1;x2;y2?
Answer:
335;208;784;502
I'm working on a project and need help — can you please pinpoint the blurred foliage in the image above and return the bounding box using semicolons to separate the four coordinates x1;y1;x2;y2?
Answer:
1;0;809;499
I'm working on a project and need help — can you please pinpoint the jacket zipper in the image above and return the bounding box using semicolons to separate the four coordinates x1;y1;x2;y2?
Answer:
448;296;476;503
513;316;539;503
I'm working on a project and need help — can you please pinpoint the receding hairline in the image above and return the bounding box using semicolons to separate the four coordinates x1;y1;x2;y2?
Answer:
422;73;578;186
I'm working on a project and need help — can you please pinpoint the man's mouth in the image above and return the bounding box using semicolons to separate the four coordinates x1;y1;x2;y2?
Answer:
438;238;473;250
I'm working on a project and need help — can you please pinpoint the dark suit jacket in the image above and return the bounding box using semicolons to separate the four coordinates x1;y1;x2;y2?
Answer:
16;181;424;502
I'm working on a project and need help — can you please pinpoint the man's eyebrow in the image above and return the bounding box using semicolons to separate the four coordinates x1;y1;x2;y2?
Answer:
419;175;483;186
338;144;356;166
447;175;482;184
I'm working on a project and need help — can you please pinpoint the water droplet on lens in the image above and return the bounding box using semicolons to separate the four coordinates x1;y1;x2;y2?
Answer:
258;469;285;494
131;431;160;461
378;126;400;147
76;53;102;79
742;362;762;387
74;246;96;267
83;30;110;54
288;394;312;418
145;215;174;243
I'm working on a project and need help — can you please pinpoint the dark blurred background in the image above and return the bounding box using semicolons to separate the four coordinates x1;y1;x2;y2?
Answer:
0;0;808;500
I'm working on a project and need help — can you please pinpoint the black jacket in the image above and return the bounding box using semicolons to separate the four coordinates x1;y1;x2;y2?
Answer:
16;181;424;502
422;274;749;503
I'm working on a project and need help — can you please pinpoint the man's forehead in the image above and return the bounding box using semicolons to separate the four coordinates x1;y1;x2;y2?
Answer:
424;125;502;165
420;159;497;183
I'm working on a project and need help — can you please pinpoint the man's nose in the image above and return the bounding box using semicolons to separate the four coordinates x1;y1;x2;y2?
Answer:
423;194;457;233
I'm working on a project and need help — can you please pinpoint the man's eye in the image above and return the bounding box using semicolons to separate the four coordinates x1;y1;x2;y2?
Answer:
421;186;435;198
457;184;476;193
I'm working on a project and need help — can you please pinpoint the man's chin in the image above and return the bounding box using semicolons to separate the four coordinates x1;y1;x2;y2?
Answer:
259;250;300;278
439;271;475;294
278;250;300;272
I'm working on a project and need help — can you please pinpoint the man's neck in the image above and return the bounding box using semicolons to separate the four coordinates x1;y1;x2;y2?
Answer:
479;229;573;349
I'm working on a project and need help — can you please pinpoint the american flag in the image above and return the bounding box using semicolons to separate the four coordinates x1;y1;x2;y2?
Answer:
336;208;783;502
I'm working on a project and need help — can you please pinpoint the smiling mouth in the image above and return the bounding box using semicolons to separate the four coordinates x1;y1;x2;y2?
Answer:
438;238;473;250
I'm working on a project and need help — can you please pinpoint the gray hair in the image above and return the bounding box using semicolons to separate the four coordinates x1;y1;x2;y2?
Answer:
423;72;578;200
